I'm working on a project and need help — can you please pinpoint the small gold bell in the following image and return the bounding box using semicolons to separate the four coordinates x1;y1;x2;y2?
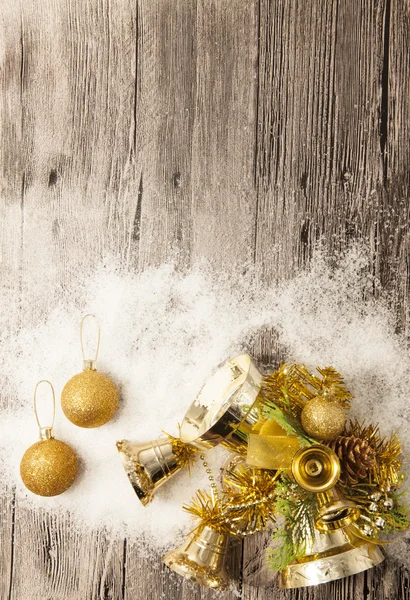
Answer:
315;487;360;532
291;444;341;493
278;525;384;588
163;524;230;589
116;437;196;505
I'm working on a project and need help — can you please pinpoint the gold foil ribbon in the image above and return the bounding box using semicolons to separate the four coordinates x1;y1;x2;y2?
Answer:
247;433;301;470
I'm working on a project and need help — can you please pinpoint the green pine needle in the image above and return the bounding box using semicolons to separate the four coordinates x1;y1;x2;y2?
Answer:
262;400;314;447
267;475;317;572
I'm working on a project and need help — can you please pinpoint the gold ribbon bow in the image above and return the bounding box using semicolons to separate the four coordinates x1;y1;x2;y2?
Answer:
246;418;302;470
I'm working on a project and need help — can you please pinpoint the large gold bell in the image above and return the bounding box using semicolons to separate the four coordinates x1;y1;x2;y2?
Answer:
278;525;384;588
163;525;230;589
179;353;263;453
116;438;184;506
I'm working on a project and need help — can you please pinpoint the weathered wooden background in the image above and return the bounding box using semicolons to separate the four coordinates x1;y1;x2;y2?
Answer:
1;0;409;598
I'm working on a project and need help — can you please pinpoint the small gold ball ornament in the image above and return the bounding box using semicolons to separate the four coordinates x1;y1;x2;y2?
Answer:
61;314;119;428
20;380;78;497
61;367;118;428
301;396;346;441
20;435;78;497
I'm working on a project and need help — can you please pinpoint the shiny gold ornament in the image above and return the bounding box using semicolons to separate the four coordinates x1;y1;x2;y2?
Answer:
116;435;199;505
62;369;118;428
163;524;230;590
20;438;78;497
301;396;346;441
61;314;118;428
291;445;341;493
20;381;78;497
278;525;384;588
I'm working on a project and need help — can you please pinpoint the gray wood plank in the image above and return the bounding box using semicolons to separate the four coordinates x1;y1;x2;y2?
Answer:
6;0;137;598
380;0;410;333
135;0;197;271
124;0;259;597
0;487;15;600
12;507;124;600
0;5;26;598
243;0;409;598
190;0;259;267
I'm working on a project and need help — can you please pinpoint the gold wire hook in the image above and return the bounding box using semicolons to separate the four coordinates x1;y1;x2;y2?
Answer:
80;314;101;365
34;380;56;435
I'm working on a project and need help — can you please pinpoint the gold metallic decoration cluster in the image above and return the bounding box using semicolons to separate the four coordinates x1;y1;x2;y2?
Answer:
116;354;409;591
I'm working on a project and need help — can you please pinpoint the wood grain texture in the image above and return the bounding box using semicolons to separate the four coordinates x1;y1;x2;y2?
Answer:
381;0;410;333
0;0;409;598
124;1;257;597
3;0;136;598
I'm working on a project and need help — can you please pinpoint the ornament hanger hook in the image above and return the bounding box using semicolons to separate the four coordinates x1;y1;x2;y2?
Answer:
80;314;101;369
34;380;56;439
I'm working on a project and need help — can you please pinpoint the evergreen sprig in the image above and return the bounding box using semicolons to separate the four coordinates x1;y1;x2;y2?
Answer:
261;396;314;447
267;475;317;571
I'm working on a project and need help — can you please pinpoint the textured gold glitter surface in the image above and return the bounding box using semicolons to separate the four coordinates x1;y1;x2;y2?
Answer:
20;438;78;497
61;369;119;428
301;397;346;441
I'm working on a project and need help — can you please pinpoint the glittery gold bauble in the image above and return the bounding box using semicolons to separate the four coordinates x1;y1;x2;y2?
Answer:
20;438;78;497
61;369;119;428
301;397;346;441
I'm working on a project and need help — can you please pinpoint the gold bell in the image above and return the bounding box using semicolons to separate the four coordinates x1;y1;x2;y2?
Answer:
116;438;187;505
278;525;384;588
315;488;360;532
179;353;263;453
291;444;341;493
163;525;230;589
291;445;360;531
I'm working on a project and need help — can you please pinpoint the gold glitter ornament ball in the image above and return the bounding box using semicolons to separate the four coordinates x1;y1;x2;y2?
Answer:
301;397;346;441
61;369;119;428
20;438;78;497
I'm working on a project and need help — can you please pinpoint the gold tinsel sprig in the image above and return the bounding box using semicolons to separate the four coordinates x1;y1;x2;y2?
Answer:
183;490;229;533
163;433;201;473
222;463;280;536
259;364;352;419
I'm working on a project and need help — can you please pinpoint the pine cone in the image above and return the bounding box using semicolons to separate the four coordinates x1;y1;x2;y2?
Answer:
328;435;376;485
